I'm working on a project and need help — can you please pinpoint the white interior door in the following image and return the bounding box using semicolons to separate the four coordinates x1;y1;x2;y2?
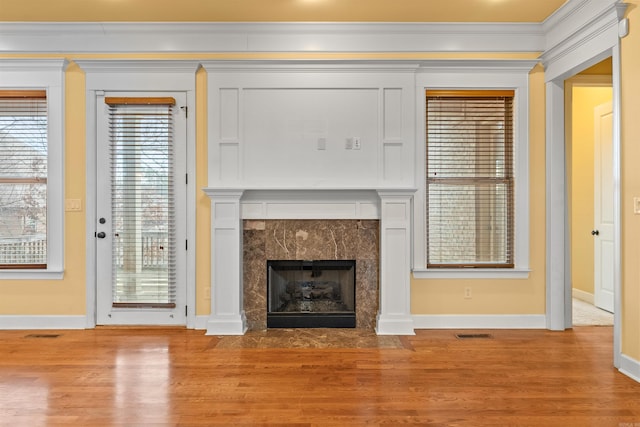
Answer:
96;92;187;325
594;100;614;313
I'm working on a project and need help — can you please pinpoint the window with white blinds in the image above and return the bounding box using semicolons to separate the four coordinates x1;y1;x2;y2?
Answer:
0;91;48;269
106;97;177;307
426;90;514;268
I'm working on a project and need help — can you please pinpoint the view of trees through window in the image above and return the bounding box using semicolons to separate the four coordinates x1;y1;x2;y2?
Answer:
0;95;47;268
108;101;175;305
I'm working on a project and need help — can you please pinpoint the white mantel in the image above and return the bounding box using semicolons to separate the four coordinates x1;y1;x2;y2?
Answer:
203;62;418;335
203;187;416;335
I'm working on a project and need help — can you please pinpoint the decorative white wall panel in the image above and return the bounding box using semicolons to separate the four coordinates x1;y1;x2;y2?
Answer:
204;61;416;189
241;88;379;187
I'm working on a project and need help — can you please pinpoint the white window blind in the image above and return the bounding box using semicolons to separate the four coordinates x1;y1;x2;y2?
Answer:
106;97;177;307
0;91;48;269
426;90;514;268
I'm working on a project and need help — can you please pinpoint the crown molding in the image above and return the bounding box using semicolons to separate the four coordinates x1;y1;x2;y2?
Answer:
0;22;545;54
73;59;201;74
200;58;538;74
0;57;69;72
541;0;627;72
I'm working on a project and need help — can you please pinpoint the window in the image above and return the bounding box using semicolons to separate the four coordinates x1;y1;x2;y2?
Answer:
105;97;178;307
426;90;514;268
0;59;66;278
0;91;48;269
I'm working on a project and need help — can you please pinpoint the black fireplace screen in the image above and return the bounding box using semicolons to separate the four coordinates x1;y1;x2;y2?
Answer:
267;260;356;328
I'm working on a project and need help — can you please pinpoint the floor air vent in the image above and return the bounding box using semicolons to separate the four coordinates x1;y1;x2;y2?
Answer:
25;334;61;339
455;333;492;339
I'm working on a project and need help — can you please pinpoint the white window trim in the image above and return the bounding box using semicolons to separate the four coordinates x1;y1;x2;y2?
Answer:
413;60;536;279
0;59;67;279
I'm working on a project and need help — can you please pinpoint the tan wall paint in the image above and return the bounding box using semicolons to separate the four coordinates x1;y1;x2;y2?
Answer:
195;68;211;316
0;63;87;315
411;64;547;315
0;0;566;23
0;53;546;318
621;0;640;361
570;85;613;297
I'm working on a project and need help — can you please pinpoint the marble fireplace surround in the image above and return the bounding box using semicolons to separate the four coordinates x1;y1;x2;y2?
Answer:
203;188;416;335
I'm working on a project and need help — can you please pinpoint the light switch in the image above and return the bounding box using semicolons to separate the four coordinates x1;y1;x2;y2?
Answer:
634;197;640;215
317;137;326;150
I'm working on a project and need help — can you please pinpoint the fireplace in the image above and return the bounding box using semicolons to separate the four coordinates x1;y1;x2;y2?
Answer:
267;260;356;328
204;188;416;336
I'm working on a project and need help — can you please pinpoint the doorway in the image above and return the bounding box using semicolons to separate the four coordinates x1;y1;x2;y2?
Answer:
95;91;188;325
567;68;614;326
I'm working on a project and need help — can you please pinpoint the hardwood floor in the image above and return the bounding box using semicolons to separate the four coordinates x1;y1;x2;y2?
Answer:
0;327;639;426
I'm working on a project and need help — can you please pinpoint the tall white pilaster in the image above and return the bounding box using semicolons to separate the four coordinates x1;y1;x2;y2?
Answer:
376;189;416;335
203;189;247;335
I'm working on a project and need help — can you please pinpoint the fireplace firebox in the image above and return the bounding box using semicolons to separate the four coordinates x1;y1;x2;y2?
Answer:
267;260;356;328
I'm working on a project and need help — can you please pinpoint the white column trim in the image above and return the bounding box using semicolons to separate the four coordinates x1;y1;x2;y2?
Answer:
203;189;247;335
376;189;416;335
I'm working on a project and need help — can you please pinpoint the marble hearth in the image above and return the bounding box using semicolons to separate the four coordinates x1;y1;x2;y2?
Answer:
244;220;379;330
203;188;416;336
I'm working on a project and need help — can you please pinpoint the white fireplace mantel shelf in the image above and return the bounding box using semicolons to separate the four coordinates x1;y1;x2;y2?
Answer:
203;186;417;336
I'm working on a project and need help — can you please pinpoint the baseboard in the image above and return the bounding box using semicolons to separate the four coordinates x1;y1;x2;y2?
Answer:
205;313;248;335
375;314;416;335
0;315;86;330
572;288;594;304
194;315;209;330
412;314;546;329
619;354;640;383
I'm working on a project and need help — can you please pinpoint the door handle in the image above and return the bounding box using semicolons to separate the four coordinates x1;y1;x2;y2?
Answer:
96;231;106;239
591;230;600;236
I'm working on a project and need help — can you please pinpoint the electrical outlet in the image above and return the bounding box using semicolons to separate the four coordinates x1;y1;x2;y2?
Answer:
352;136;361;150
464;287;472;299
203;287;211;300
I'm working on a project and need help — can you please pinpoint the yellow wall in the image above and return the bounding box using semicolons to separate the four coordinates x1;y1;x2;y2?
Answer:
0;52;547;319
0;63;87;315
411;64;547;315
0;0;565;23
570;85;613;297
621;0;640;361
0;1;636;367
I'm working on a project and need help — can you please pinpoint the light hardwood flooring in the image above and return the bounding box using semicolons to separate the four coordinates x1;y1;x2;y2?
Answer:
0;327;639;426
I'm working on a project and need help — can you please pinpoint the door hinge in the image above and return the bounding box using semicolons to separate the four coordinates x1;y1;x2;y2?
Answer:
186;173;188;185
185;305;188;316
185;240;188;250
180;106;188;118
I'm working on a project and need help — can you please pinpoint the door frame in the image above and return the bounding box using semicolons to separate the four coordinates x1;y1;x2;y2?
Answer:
79;60;200;328
565;76;613;314
545;47;622;368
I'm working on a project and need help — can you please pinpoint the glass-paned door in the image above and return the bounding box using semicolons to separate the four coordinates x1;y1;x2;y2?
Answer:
96;92;187;325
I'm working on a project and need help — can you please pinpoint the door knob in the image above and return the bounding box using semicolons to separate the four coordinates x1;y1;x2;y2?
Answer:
96;231;106;239
591;230;600;236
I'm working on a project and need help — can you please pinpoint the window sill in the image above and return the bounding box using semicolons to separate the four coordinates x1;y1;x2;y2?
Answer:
0;269;64;280
412;268;530;280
